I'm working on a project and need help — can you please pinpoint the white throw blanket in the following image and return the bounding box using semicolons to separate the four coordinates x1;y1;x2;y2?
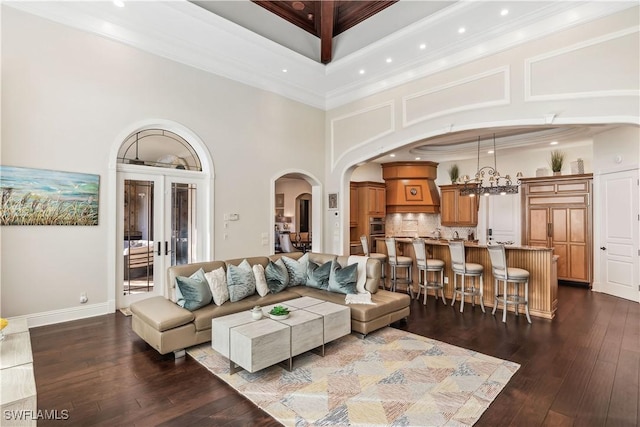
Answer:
345;255;376;305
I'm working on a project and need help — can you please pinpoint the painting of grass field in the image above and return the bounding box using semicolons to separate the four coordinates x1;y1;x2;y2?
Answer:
1;165;99;226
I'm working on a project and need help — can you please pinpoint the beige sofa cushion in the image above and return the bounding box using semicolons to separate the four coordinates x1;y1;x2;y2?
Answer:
291;287;409;323
130;296;194;332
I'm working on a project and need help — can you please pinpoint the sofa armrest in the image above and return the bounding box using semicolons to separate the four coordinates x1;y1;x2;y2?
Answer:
130;296;194;332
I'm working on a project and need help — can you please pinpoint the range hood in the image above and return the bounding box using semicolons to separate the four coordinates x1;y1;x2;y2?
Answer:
382;161;440;214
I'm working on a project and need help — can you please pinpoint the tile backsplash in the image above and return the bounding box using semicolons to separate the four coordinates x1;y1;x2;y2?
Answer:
386;213;476;240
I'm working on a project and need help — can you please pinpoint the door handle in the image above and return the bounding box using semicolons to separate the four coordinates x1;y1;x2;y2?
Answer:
547;223;552;238
165;241;170;255
600;246;606;251
157;242;162;256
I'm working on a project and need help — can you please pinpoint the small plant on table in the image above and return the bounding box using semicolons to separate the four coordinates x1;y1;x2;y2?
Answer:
269;306;290;316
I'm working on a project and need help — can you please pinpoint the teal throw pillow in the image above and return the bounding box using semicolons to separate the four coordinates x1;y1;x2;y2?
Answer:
327;260;358;295
226;259;256;302
282;253;309;287
175;268;213;311
306;260;331;290
265;258;289;293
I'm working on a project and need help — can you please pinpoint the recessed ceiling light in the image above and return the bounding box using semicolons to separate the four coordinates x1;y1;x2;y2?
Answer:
113;0;124;7
550;141;559;145
359;69;365;75
419;43;427;50
282;69;288;73
458;27;466;34
386;58;392;63
501;9;509;16
390;153;396;157
415;157;421;160
487;150;494;154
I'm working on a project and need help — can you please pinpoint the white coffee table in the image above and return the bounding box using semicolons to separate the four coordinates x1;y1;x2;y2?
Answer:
211;311;290;374
212;297;350;374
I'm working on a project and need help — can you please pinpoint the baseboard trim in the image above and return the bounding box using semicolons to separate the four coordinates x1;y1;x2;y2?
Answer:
11;302;112;328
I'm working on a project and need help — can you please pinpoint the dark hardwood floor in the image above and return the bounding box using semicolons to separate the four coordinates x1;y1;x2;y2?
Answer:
30;285;639;426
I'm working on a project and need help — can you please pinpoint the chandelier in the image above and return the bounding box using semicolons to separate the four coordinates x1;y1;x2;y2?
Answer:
458;134;522;196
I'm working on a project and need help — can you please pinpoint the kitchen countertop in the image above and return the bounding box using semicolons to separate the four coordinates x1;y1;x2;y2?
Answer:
374;236;553;251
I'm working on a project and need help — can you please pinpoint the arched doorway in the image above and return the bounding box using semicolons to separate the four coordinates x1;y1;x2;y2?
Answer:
273;171;322;254
114;127;212;308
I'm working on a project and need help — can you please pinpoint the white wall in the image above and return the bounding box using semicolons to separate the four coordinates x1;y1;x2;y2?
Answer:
350;162;384;183
1;7;324;321
325;7;639;254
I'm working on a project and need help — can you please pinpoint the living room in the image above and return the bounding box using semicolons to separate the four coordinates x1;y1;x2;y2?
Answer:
1;1;639;425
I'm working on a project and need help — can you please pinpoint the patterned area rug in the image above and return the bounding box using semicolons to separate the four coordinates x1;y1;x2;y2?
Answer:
187;327;519;426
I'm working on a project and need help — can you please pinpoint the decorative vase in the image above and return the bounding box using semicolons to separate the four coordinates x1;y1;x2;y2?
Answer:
251;306;263;320
553;171;561;176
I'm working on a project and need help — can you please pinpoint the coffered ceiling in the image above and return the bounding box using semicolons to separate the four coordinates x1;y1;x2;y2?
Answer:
192;1;446;64
251;1;399;64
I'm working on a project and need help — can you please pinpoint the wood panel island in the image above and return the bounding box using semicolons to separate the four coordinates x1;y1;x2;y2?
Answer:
375;237;558;320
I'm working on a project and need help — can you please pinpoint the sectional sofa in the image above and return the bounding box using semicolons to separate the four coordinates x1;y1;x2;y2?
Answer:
130;252;411;356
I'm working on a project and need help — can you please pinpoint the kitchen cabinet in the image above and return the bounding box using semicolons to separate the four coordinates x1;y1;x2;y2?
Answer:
439;185;478;226
351;181;385;218
521;174;592;284
349;184;359;227
349;181;386;250
366;186;386;216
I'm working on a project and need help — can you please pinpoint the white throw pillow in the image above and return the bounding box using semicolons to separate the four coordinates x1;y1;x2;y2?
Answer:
253;264;269;297
205;266;229;306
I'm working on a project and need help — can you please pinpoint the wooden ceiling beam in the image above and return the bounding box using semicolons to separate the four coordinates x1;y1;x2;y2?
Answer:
320;0;335;64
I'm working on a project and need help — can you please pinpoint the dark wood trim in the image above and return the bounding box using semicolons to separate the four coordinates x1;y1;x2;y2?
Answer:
320;0;334;64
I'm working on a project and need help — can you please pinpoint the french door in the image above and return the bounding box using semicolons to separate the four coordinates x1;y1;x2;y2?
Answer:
118;170;204;308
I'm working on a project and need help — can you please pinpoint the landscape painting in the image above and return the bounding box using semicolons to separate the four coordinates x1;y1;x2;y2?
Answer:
1;165;99;226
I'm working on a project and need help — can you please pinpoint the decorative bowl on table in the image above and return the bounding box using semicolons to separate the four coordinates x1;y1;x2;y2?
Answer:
269;306;290;320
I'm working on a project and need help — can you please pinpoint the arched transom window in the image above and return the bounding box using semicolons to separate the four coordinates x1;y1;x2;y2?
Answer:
117;129;202;171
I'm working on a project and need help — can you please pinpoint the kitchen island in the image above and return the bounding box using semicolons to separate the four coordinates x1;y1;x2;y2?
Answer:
375;237;558;319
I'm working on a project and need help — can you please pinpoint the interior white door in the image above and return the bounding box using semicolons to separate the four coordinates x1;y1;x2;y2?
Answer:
598;168;639;302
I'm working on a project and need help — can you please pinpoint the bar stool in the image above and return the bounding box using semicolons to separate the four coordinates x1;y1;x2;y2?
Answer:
448;241;485;313
360;235;387;289
487;244;531;323
384;237;413;297
412;238;446;305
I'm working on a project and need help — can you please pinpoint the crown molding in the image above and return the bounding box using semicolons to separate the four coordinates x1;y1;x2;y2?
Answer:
5;0;636;111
